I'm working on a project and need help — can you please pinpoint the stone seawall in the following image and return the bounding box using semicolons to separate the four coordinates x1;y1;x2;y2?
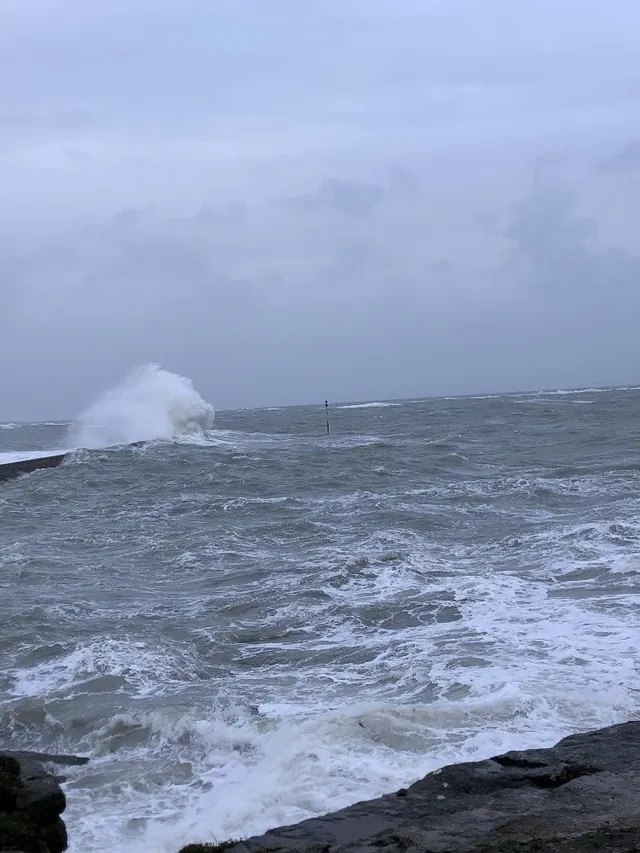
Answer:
0;454;66;484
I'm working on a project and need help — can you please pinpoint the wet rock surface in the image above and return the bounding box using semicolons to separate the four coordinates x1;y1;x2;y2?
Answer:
178;722;640;853
0;751;87;853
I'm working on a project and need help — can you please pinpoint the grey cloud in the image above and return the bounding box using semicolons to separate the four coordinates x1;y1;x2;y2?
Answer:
111;204;156;228
3;149;640;421
600;140;640;173
0;111;91;133
504;184;598;287
285;170;420;218
64;148;93;165
2;0;638;150
504;161;639;299
2;1;640;418
195;201;249;227
0;111;92;149
287;179;387;218
498;164;640;392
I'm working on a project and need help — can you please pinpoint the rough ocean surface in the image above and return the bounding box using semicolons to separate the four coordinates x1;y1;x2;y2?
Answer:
1;371;639;852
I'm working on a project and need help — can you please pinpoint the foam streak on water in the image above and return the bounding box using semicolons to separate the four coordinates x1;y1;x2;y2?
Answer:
1;385;640;852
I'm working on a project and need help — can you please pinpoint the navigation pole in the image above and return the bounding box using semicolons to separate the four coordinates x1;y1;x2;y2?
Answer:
325;400;330;435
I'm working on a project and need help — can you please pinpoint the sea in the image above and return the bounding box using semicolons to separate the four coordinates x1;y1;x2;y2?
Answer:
1;365;639;852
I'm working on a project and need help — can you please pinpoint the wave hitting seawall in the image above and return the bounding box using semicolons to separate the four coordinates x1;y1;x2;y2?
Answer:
0;363;215;483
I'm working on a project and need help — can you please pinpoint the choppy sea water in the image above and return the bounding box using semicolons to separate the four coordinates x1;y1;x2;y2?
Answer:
2;372;640;852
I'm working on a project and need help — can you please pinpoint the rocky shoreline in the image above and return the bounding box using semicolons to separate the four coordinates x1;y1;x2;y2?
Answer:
178;721;640;853
2;722;638;852
0;750;87;852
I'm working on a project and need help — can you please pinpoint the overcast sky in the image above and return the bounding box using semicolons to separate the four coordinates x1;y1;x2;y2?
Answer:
2;0;640;419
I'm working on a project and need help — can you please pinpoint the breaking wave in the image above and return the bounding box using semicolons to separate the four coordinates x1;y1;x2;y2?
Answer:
67;364;215;449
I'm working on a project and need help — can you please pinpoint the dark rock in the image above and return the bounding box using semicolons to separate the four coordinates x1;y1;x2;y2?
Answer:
0;756;22;813
15;760;66;825
0;812;50;852
0;455;66;485
2;753;89;769
177;722;640;853
41;818;67;853
0;752;74;853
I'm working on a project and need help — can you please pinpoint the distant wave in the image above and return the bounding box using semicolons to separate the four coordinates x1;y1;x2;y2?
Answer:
445;385;640;402
0;420;69;429
337;402;401;410
67;364;215;449
540;386;640;396
0;450;67;464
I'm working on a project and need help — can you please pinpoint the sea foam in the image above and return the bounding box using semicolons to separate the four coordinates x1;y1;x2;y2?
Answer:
68;364;215;449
